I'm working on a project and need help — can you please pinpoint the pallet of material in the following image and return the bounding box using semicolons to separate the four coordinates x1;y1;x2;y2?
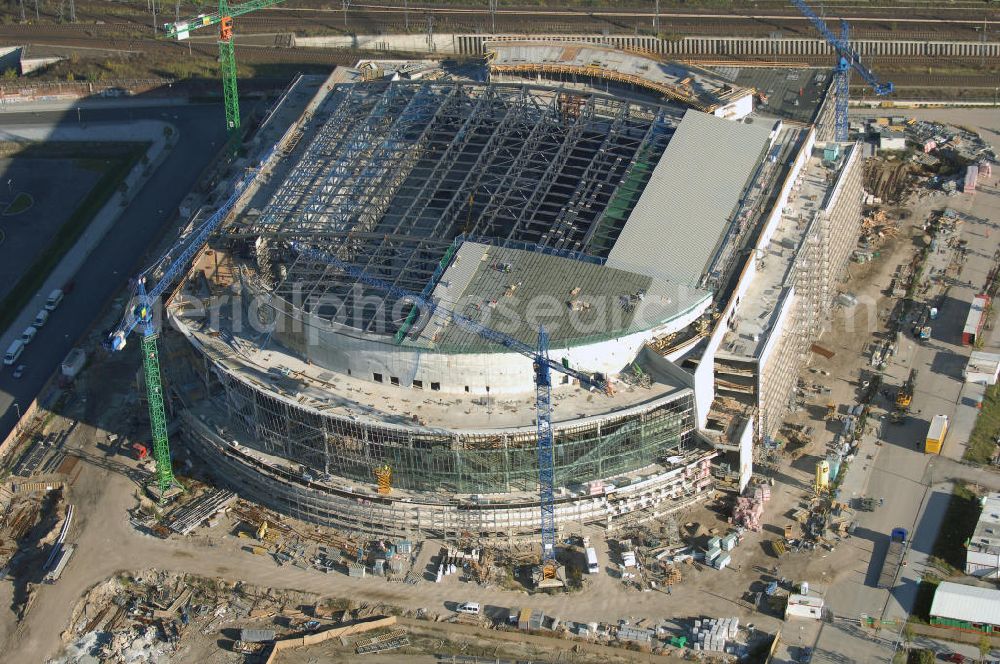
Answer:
163;489;237;535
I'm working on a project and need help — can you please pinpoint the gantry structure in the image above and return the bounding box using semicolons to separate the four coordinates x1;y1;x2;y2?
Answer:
232;82;681;339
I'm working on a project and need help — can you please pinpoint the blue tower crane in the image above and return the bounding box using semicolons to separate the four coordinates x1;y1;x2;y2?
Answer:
790;0;894;141
106;145;276;497
291;242;609;578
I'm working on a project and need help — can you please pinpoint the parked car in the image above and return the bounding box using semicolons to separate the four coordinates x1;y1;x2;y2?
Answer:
456;602;481;615
945;653;967;664
12;364;25;379
44;288;64;311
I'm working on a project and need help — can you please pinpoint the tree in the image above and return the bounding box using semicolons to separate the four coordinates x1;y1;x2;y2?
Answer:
913;649;934;664
901;622;914;652
979;632;991;661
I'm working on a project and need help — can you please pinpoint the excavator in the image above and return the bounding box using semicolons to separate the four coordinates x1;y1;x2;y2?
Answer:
891;369;917;423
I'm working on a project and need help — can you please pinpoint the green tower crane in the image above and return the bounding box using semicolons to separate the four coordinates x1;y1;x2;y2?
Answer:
163;0;287;140
107;151;277;499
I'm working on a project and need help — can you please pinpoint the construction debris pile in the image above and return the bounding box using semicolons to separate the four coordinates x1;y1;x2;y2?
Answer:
0;486;39;577
0;483;75;620
771;492;856;560
853;209;900;262
505;604;764;659
861;116;996;203
731;482;770;531
55;570;406;664
862;157;915;204
135;490;428;585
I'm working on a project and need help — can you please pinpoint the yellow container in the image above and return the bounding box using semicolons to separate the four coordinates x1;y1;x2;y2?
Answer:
925;415;948;454
815;460;830;490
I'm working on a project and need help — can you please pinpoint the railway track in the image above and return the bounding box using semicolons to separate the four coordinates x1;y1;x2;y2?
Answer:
0;5;994;94
4;32;993;84
217;10;997;40
0;6;994;41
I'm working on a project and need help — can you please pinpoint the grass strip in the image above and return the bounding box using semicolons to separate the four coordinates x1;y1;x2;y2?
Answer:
0;142;149;335
964;383;1000;464
3;192;33;215
930;482;979;572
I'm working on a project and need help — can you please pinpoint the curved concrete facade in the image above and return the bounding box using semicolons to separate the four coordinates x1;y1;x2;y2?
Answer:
252;280;711;396
174;307;698;495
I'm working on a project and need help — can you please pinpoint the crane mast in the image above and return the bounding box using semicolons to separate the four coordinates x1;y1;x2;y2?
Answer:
108;146;277;499
534;329;557;573
790;0;893;141
162;0;287;140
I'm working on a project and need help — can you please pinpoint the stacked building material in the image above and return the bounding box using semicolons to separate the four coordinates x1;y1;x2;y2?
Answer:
163;489;237;536
690;617;739;652
618;626;654;643
964;165;979;193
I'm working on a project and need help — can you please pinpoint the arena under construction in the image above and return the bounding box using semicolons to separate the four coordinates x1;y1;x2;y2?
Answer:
164;44;863;545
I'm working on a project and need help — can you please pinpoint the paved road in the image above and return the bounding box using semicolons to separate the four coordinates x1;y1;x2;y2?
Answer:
0;101;228;445
810;108;1000;663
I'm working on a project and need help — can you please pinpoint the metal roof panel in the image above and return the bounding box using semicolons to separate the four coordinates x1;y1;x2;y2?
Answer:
931;582;1000;626
606;109;773;286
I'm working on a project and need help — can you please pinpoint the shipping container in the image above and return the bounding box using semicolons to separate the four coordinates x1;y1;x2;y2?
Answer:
925;415;949;455
964;351;1000;386
61;348;86;379
239;629;275;643
43;544;75;583
963;165;979;193
962;294;990;346
785;593;824;620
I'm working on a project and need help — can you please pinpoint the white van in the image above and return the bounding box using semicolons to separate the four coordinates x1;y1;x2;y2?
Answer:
33;309;49;328
4;340;24;366
45;289;64;311
585;547;600;574
20;326;37;345
456;602;481;615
